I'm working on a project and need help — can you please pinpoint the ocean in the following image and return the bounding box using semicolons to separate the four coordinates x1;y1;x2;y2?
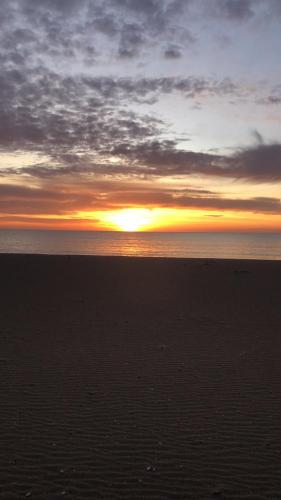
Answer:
0;229;280;260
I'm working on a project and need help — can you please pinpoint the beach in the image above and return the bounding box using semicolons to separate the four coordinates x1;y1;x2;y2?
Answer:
0;254;281;499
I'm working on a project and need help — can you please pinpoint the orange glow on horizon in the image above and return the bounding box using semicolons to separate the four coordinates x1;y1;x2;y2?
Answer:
0;207;280;232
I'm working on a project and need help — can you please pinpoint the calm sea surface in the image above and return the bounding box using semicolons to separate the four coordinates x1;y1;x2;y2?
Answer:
0;229;280;260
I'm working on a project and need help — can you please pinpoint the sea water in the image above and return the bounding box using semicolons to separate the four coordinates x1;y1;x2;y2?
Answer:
0;229;280;260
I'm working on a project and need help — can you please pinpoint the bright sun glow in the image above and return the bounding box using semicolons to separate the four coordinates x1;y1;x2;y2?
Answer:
109;209;152;231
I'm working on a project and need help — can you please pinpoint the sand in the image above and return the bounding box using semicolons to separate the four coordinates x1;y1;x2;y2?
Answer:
0;254;281;500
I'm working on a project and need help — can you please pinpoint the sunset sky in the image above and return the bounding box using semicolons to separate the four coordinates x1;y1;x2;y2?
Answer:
0;0;281;231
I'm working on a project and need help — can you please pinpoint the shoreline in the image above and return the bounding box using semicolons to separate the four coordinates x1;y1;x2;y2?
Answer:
1;252;281;262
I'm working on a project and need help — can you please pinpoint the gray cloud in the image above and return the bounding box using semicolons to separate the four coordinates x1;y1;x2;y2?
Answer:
82;75;238;101
118;23;145;58
0;0;191;64
103;187;281;213
216;0;254;20
229;143;281;182
111;138;281;182
171;195;281;213
0;181;280;216
0;67;171;154
0;61;242;160
2;136;281;184
265;96;281;104
4;0;269;71
0;182;101;214
164;44;183;59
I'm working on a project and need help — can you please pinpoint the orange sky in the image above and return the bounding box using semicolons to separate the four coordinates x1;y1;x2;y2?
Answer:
1;205;280;232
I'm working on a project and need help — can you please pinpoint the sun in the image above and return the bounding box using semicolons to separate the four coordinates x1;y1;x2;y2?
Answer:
109;208;152;232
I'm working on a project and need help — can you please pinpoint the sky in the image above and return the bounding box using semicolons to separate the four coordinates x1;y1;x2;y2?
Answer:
0;0;281;232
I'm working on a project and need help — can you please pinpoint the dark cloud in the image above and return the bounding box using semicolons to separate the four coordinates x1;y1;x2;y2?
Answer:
111;139;281;182
112;0;162;15
21;0;87;14
14;0;264;23
0;0;273;69
0;67;170;153
266;96;281;104
258;95;281;105
252;130;264;144
207;0;281;22
92;13;119;36
2;138;281;185
0;181;280;216
111;0;187;26
229;143;281;182
0;0;193;63
0;61;241;159
164;44;183;59
216;0;254;20
0;0;273;79
265;0;281;17
111;140;220;177
0;182;101;214
256;84;281;106
171;194;281;213
0;215;99;228
82;75;238;101
98;186;281;214
118;23;145;58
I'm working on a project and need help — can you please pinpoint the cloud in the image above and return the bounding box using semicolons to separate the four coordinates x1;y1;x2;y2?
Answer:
0;60;242;159
101;185;281;213
3;136;281;184
0;0;273;73
171;194;281;213
258;85;281;105
0;67;171;154
0;181;280;217
111;138;281;182
0;215;99;228
0;0;193;65
216;0;254;20
265;96;281;104
82;75;239;103
5;0;266;69
229;143;281;182
164;44;183;59
118;23;145;58
0;182;101;214
92;13;119;36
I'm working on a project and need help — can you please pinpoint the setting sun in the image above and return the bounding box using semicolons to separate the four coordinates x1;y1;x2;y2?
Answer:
108;209;153;232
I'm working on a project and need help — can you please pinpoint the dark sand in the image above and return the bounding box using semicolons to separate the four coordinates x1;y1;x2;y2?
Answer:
0;255;281;500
